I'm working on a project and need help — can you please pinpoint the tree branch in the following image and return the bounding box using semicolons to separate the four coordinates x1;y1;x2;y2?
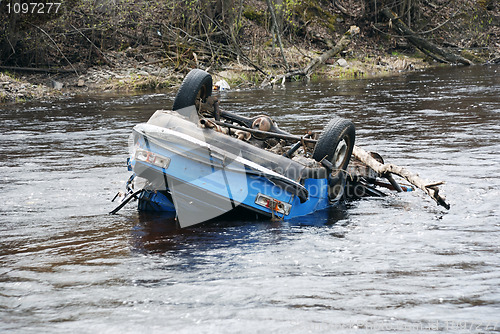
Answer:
352;145;450;209
262;25;359;87
265;0;289;71
28;23;79;75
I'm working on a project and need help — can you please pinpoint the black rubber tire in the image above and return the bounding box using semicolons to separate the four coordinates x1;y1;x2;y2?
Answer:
172;69;212;111
312;117;355;175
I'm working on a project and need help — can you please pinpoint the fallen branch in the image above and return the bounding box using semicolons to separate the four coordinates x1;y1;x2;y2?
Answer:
262;26;359;87
333;1;358;18
352;145;450;209
0;66;78;73
382;8;472;65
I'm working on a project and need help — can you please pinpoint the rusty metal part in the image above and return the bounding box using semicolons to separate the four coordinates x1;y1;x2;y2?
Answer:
204;95;294;139
234;130;252;141
210;120;318;144
219;110;291;137
199;118;228;134
283;132;312;158
252;116;273;132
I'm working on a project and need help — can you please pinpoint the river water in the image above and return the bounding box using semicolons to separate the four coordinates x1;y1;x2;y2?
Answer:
1;66;499;333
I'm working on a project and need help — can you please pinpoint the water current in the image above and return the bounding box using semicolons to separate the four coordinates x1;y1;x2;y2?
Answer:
1;65;499;333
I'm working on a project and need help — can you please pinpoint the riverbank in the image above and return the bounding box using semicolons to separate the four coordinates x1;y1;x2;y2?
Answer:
1;0;498;103
0;46;435;103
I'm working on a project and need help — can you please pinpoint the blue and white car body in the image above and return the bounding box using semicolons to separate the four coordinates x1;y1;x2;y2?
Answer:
128;108;338;228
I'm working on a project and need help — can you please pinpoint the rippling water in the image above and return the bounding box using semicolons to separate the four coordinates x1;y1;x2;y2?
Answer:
1;66;499;333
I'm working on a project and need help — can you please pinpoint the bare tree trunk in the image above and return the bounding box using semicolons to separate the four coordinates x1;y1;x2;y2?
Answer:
406;0;412;28
266;0;289;70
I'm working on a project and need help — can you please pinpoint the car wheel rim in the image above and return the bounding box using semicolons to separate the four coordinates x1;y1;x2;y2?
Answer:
333;138;348;170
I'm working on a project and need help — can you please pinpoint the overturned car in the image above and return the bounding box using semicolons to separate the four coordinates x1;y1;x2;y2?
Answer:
112;69;448;228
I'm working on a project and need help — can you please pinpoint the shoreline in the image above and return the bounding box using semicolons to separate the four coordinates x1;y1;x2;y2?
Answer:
0;49;439;104
1;0;498;104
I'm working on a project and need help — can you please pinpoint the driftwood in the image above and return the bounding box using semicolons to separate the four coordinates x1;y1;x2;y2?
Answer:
352;145;450;209
382;8;472;65
262;25;360;87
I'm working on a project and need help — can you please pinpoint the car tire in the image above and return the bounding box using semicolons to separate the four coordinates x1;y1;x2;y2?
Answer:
172;69;213;112
312;117;355;175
